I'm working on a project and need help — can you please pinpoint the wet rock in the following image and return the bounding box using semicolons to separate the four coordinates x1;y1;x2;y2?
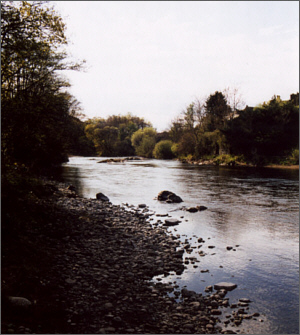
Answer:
186;207;198;213
164;218;181;226
181;288;196;298
157;190;183;203
238;302;249;307
221;330;237;334
205;285;213;292
214;282;237;291
211;309;222;315
96;193;109;202
197;205;208;211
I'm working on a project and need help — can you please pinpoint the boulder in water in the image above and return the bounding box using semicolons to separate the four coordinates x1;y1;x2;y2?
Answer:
157;191;183;203
96;192;109;202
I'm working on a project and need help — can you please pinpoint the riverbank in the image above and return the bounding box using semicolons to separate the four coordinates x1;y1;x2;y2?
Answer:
2;178;260;334
179;157;299;169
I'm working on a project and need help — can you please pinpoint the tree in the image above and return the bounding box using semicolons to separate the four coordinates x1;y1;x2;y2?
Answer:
1;1;83;171
131;127;157;158
223;87;245;117
224;96;299;164
84;114;152;156
153;140;175;159
204;91;231;131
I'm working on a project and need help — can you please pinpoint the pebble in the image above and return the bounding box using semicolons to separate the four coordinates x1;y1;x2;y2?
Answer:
6;179;256;334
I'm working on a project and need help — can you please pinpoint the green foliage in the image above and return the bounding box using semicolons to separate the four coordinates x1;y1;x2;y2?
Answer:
131;127;157;158
153;140;175;159
285;149;299;165
214;154;243;166
175;132;197;158
224;97;299;164
204;91;231;131
1;1;84;171
168;91;298;166
85;114;151;157
66;116;96;156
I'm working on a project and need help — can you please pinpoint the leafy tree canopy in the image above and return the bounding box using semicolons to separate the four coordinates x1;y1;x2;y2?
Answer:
1;1;84;171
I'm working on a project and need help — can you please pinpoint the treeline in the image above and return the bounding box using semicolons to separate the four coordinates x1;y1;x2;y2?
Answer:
83;91;299;166
166;91;299;166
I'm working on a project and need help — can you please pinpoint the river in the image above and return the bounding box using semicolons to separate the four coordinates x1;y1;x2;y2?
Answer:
61;156;299;334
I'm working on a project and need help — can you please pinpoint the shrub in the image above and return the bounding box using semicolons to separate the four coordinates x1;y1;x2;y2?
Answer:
288;148;299;165
153;140;175;159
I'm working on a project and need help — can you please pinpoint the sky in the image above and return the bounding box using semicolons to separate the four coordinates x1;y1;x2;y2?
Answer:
53;1;299;132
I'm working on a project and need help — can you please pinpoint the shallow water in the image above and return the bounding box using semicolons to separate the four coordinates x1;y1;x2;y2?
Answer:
61;157;299;334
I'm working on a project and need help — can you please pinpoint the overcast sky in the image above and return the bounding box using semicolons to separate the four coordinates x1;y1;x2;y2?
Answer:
53;1;299;131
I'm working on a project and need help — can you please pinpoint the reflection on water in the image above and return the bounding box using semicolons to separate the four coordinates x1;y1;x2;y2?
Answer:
62;157;299;334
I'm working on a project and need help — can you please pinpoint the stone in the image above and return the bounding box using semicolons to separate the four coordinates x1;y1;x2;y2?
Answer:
226;246;233;251
138;204;147;208
163;218;181;226
214;282;237;291
157;190;183;203
8;296;32;309
238;302;249;307
104;302;113;310
65;278;76;284
211;309;222;315
186;207;198;213
157;190;174;201
181;288;196;298
96;192;109;202
183;323;194;330
197;205;208;211
167;194;183;203
239;298;251;303
221;330;237;334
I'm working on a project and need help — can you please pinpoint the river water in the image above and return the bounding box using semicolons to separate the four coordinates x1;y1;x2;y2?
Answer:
61;156;299;334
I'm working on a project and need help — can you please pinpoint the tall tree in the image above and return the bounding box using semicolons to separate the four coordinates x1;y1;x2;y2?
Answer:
204;91;231;131
1;1;83;170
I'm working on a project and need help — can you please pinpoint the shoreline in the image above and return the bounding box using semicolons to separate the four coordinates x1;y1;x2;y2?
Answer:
2;178;261;334
179;158;299;170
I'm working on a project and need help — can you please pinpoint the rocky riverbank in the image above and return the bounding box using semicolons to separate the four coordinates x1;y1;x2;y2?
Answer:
2;179;259;334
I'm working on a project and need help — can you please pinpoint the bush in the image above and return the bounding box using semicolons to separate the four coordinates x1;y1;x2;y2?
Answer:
288;148;299;165
131;127;157;157
153;140;175;159
214;154;244;166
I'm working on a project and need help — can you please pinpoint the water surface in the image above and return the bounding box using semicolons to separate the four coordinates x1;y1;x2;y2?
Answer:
62;157;299;334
